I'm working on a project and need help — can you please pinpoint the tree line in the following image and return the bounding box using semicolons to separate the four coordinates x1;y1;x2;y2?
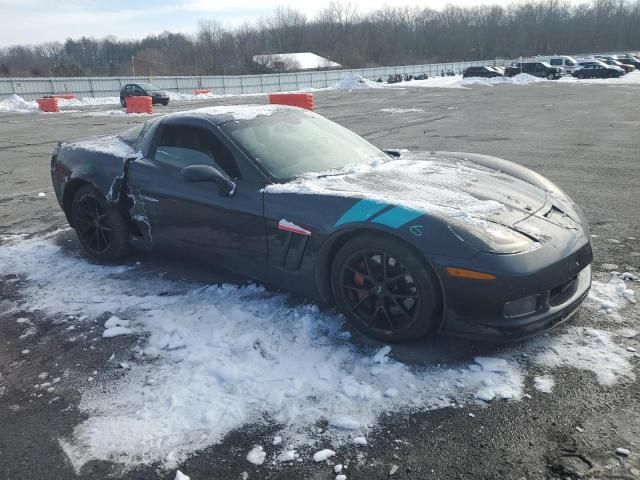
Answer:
1;0;639;77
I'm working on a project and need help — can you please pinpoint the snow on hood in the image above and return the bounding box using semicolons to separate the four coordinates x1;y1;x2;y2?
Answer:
64;134;137;158
265;151;548;225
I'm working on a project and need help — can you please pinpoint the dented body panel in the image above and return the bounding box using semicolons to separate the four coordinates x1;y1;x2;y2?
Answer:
50;106;593;342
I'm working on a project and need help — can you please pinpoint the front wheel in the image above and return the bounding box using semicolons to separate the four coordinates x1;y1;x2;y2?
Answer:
71;185;130;261
577;73;585;79
546;73;555;80
331;235;441;343
120;98;126;108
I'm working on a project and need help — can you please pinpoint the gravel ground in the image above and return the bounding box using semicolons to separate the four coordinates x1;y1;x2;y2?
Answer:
0;82;639;479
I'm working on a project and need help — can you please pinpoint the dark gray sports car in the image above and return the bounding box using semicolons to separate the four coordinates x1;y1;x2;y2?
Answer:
50;105;592;343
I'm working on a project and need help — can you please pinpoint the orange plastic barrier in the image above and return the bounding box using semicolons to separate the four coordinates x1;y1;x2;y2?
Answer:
52;94;76;100
125;96;153;114
195;89;210;95
269;93;314;111
36;97;59;112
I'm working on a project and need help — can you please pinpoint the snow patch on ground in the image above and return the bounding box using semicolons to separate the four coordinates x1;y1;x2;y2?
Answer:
585;275;636;317
246;446;266;465
531;327;635;386
533;375;555;393
0;237;524;471
380;108;424;113
1;237;636;472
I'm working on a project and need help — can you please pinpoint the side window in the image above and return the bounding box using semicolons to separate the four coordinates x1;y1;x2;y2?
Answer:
550;59;562;66
565;59;575;66
154;126;240;178
134;86;145;95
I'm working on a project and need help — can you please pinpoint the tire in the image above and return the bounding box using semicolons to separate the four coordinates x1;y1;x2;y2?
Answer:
331;234;441;343
546;73;555;80
120;98;126;108
578;73;585;79
71;184;130;261
162;101;169;106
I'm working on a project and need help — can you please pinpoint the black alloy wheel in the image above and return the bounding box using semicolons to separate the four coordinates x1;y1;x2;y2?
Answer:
71;185;130;261
332;235;439;342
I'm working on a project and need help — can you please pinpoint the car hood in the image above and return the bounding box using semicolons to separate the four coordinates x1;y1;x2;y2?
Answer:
266;151;550;228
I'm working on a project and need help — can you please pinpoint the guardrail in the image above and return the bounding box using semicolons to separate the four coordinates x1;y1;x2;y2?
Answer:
0;60;500;100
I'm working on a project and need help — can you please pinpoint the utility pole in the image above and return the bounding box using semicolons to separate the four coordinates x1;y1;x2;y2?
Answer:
131;56;135;77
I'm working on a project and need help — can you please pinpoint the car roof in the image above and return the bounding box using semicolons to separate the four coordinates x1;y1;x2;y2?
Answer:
162;104;306;126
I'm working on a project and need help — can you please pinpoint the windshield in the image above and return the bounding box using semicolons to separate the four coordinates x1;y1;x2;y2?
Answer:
222;110;387;180
138;83;161;92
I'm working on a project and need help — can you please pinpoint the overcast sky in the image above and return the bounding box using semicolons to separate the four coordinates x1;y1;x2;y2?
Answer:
0;0;582;47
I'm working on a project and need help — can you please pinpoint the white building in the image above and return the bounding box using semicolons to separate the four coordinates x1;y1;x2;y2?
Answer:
252;52;342;72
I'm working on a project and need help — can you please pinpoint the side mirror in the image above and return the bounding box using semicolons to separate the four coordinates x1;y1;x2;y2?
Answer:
181;164;236;197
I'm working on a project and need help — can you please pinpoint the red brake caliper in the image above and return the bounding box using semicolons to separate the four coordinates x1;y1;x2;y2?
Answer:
354;271;367;301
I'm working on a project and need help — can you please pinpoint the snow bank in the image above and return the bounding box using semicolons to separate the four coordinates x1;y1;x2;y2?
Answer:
393;73;546;89
57;96;120;107
0;94;38;113
559;70;640;85
334;75;385;90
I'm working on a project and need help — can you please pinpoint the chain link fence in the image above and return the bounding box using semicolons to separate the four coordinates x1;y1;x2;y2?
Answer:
0;60;500;100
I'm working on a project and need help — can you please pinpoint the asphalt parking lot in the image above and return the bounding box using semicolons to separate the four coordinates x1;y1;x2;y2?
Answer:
1;83;639;480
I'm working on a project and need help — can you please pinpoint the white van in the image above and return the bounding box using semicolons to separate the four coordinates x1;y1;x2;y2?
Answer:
527;55;578;73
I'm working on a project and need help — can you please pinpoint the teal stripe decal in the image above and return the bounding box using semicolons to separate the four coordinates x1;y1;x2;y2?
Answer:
371;206;423;228
334;199;389;226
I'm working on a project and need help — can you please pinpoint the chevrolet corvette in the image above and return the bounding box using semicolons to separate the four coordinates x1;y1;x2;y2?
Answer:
50;105;592;342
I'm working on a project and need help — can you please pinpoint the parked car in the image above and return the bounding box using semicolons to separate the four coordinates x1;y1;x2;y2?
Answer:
120;83;170;107
528;55;578;73
505;62;563;79
462;66;503;78
612;55;640;69
599;57;635;73
50;105;592;343
572;63;624;79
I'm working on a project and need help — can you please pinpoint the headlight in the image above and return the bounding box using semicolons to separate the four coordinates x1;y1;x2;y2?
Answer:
448;219;537;254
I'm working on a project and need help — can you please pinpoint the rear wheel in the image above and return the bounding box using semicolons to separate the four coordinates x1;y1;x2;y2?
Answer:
331;235;440;342
120;97;126;108
71;185;130;261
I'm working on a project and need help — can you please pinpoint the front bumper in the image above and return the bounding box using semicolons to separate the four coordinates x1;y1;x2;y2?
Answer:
439;239;593;343
444;264;591;342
